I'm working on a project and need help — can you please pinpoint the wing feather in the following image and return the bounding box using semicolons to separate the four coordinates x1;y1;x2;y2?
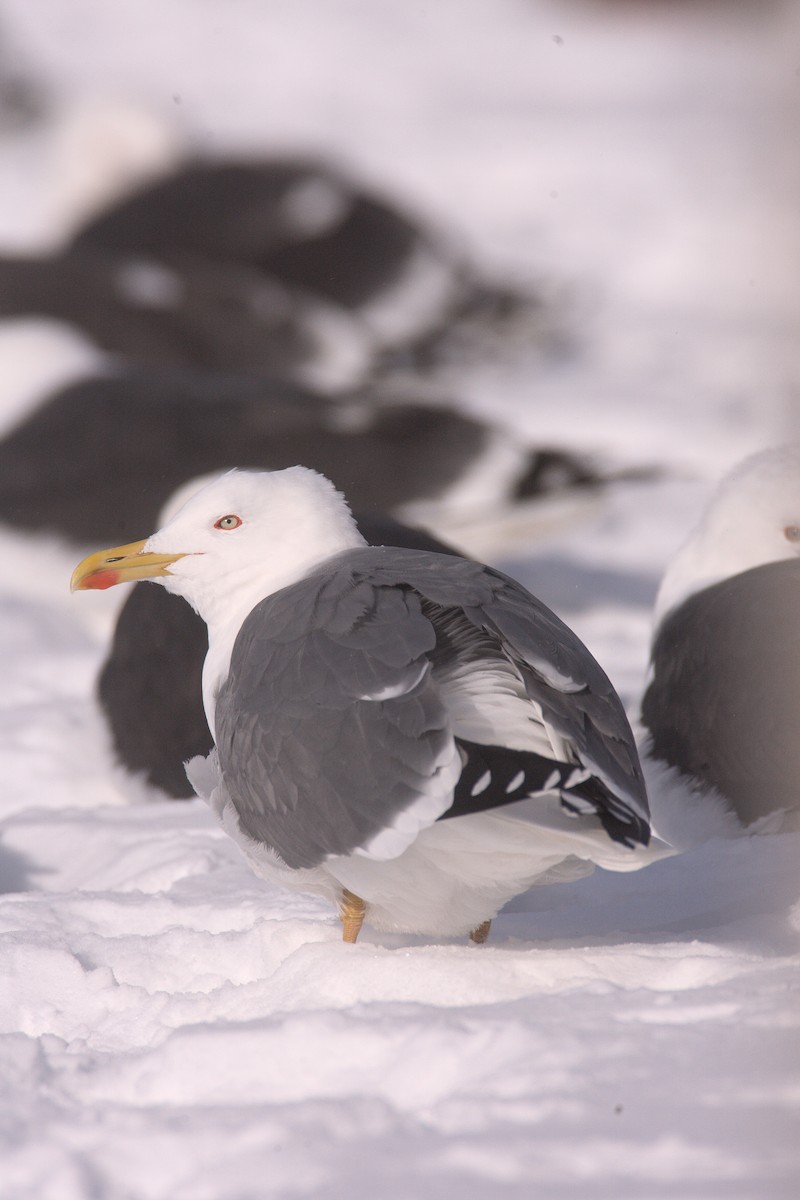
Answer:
348;548;650;836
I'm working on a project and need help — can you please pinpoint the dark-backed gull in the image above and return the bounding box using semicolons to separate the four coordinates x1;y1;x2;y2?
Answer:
72;467;657;942
0;361;605;546
0;250;371;388
68;156;467;352
641;444;800;831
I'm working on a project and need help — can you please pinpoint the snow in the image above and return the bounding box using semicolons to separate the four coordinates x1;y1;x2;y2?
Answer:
1;1;799;1197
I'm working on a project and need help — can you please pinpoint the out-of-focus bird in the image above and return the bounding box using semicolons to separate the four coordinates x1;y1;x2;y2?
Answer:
641;444;800;832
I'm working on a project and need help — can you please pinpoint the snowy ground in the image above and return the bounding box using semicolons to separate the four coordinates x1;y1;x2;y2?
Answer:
0;2;799;1197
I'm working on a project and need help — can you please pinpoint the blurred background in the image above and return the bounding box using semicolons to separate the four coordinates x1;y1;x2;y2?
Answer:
0;0;796;472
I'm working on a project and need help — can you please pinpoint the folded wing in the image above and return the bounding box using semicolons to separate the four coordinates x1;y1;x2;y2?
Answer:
214;547;650;870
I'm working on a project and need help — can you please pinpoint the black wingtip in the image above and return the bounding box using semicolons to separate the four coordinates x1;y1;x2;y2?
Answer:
444;739;651;848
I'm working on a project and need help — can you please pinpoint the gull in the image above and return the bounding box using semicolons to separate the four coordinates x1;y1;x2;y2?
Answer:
72;467;657;942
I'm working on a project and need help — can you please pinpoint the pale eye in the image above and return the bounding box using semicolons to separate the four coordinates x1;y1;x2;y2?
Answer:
214;514;242;531
784;525;800;543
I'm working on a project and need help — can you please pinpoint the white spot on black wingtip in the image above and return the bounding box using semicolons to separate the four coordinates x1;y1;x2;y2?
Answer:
505;769;525;794
565;767;591;789
470;770;491;797
563;795;597;815
544;769;561;791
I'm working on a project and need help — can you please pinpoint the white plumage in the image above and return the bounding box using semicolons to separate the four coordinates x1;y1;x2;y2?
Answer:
653;443;800;626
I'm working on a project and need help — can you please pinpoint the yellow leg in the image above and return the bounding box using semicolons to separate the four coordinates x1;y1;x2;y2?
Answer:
339;888;366;944
469;919;492;945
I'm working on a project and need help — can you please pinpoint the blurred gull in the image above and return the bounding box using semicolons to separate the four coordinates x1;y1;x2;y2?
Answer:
0;248;372;388
641;444;800;835
49;104;545;366
68;153;468;355
0;352;607;548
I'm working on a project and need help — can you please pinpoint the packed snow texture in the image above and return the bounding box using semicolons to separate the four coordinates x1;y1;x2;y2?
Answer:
0;2;799;1197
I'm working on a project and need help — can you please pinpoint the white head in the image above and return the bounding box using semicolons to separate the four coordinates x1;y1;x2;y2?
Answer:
72;466;365;627
152;466;365;621
654;443;800;626
72;466;366;735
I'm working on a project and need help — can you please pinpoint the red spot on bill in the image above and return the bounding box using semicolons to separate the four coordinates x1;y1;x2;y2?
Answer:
82;569;121;590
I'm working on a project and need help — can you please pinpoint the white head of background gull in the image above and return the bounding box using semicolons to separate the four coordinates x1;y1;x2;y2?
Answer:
73;467;663;943
653;442;800;626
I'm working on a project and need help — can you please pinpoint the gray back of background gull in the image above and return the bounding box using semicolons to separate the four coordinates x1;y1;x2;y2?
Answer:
642;558;800;826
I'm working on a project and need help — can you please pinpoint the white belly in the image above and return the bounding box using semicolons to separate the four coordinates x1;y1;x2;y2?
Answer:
187;750;658;938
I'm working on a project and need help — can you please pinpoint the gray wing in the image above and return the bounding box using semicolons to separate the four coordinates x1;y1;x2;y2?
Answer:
356;547;650;841
214;563;461;869
215;547;649;870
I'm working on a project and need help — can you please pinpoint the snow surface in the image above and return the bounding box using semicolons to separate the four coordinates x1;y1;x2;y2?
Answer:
0;2;799;1197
